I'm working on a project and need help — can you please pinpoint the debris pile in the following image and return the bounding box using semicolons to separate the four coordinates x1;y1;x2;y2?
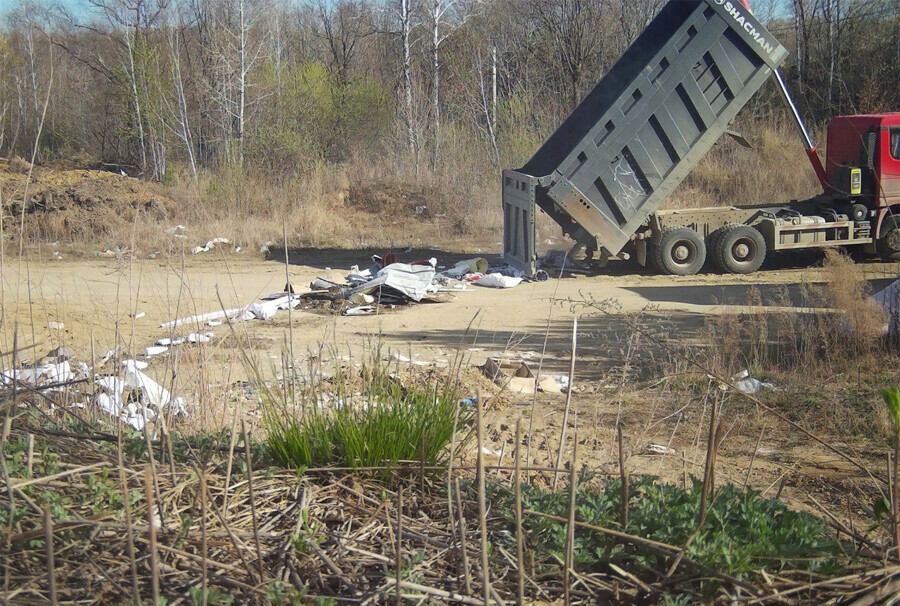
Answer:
304;252;531;315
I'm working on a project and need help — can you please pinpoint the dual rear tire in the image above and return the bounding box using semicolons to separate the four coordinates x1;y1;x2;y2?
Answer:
649;224;766;275
709;224;767;274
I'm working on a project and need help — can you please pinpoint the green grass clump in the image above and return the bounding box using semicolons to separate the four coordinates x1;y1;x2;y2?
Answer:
490;475;844;579
264;354;472;471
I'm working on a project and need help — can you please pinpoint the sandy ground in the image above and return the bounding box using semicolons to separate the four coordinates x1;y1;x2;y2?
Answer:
3;248;898;524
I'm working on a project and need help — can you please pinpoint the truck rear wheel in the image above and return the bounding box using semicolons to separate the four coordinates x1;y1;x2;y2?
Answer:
713;224;766;274
652;227;706;275
878;216;900;262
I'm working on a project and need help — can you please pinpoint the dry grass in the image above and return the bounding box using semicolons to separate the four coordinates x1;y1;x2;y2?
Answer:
667;116;822;210
0;115;828;257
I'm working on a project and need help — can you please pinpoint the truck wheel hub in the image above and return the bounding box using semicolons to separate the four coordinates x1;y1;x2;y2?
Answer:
888;230;900;251
673;244;691;262
734;242;751;259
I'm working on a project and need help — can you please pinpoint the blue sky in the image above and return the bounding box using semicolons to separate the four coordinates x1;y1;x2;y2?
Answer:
0;0;792;21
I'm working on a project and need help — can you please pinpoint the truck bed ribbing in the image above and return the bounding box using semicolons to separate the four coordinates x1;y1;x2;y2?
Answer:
502;0;787;275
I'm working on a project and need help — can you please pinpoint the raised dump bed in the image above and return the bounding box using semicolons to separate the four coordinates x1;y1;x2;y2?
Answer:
503;0;788;274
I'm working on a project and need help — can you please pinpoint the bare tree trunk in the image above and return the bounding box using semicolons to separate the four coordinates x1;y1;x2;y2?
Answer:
432;1;440;171
401;0;415;166
238;0;247;169
491;44;497;130
125;27;148;177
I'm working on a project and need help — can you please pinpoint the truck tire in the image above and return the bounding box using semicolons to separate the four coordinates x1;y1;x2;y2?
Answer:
849;203;868;223
652;227;706;276
878;216;900;262
714;224;766;274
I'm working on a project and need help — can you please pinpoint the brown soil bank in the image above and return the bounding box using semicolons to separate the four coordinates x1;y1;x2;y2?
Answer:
0;159;176;244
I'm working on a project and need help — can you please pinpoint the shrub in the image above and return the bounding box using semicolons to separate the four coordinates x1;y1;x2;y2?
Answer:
264;352;473;471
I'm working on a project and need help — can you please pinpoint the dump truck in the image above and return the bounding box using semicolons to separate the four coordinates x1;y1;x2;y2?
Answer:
502;0;900;276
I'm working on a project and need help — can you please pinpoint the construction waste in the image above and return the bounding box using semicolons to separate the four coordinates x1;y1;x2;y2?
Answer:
305;252;532;315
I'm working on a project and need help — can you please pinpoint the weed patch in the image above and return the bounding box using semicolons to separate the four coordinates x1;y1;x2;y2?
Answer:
264;356;473;471
490;475;845;588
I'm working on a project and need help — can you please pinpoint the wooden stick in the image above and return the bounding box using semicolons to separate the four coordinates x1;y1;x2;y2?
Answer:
145;465;160;606
698;394;718;527
241;420;266;583
553;316;578;491
200;467;208;606
44;506;56;606
454;478;473;595
118;422;141;605
26;433;33;478
514;418;525;606
743;420;767;489
396;485;404;606
564;426;578;606
383;578;486;606
617;422;627;529
476;390;490;606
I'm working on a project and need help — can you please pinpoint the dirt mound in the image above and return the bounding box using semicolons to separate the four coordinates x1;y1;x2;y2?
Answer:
0;160;177;244
347;180;449;221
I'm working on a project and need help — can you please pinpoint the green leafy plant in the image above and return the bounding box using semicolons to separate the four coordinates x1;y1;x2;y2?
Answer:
882;386;900;552
490;475;845;589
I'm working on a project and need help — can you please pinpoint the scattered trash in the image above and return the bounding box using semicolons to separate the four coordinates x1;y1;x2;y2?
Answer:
446;257;488;278
730;369;775;395
96;360;188;430
47;346;75;361
482;357;535;395
165;224;186;235
144;345;168;357
161;294;299;329
187;332;212;344
344;306;376;316
191;237;231;255
475;273;523;289
391;352;431;366
2;360;74;386
538;374;570;394
644;444;677;455
352;263;436;302
48;321;65;331
131;311;146;319
350;293;375;305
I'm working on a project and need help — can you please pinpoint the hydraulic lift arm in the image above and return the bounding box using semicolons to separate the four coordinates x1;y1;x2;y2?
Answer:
772;68;829;192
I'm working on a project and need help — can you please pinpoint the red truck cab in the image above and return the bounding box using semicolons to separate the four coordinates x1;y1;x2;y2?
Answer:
826;113;900;210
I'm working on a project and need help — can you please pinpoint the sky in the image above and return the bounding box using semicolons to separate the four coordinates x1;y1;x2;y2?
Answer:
0;0;793;22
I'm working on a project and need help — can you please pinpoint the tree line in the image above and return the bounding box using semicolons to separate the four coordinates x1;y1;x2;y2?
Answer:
0;0;897;182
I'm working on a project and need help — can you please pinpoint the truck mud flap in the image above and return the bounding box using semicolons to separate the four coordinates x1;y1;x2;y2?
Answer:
502;170;537;275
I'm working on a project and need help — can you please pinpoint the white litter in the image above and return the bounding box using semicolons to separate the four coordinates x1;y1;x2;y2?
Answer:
95;360;188;431
350;293;375;305
1;360;73;386
730;369;775;395
344;306;376;316
48;321;65;331
191;237;231;255
144;345;168;357
644;444;676;455
131;311;146;319
162;295;300;329
187;332;212;344
475;273;523;289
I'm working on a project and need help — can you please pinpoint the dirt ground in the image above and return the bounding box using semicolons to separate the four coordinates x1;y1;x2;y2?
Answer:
3;247;899;529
